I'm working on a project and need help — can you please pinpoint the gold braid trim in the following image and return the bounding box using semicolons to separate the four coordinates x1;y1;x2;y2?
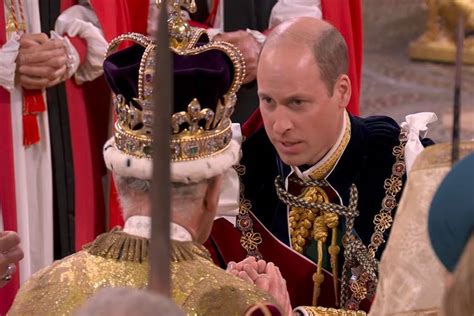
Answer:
234;164;263;259
309;111;351;180
85;228;211;263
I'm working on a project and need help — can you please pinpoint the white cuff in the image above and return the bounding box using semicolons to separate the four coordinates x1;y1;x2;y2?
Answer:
206;28;221;40
269;0;322;29
0;34;20;91
401;112;438;174
55;5;107;84
246;29;266;44
50;31;80;80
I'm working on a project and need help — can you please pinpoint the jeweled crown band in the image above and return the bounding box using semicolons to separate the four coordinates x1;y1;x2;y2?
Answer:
114;118;233;162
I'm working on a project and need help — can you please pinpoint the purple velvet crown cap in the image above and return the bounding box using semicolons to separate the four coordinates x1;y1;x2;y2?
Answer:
103;43;234;113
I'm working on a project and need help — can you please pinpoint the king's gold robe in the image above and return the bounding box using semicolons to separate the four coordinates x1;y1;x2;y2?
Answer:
9;229;277;315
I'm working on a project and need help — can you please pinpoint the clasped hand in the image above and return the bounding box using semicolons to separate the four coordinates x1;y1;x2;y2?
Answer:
227;256;294;316
0;231;24;288
16;33;68;90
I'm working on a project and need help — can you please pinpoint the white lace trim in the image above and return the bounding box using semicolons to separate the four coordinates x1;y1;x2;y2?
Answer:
0;34;20;91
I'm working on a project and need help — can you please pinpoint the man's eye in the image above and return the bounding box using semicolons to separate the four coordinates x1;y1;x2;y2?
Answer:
261;97;273;105
291;100;304;107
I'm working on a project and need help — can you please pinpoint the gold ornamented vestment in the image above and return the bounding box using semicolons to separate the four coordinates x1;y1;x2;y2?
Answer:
8;229;276;315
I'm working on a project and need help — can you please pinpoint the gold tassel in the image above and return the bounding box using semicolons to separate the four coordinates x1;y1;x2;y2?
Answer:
325;212;340;306
312;216;328;306
312;240;325;306
329;227;340;306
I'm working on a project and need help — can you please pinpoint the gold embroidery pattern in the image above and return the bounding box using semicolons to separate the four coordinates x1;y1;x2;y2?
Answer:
342;129;408;311
235;164;263;259
240;232;263;252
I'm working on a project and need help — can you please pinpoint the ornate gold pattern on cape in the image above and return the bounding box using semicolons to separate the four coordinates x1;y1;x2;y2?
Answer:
9;230;276;316
368;142;474;316
411;141;474;171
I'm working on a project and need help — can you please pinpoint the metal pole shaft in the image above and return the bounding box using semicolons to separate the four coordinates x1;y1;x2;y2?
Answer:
452;13;464;165
149;5;172;296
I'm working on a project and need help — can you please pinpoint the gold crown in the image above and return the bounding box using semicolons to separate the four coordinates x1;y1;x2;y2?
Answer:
105;1;245;162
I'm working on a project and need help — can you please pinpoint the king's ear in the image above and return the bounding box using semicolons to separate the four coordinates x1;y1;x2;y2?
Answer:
334;74;351;109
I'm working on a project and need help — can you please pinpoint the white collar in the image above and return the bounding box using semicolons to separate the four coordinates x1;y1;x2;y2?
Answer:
292;111;348;181
169;222;193;242
123;216;193;242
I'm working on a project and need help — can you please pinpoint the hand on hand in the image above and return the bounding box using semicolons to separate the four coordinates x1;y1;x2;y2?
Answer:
16;33;68;89
0;231;24;288
227;257;293;315
214;30;261;84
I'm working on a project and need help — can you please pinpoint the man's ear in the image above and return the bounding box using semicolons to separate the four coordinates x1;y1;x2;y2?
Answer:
203;175;223;215
334;74;351;109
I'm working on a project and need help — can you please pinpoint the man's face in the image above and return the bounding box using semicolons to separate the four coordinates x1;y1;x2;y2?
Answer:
257;44;349;166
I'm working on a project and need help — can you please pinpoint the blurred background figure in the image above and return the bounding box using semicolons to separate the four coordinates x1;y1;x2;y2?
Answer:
74;288;185;316
429;151;474;316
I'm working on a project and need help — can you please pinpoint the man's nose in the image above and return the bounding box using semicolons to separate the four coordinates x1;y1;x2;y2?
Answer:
272;106;293;135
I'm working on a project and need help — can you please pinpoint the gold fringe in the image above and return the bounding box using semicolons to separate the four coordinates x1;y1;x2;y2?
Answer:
85;228;211;264
84;228;149;263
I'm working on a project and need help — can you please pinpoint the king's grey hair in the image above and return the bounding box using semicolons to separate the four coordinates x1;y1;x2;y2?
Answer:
114;175;208;217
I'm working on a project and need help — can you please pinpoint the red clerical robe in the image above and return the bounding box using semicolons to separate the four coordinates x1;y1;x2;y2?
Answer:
0;1;148;313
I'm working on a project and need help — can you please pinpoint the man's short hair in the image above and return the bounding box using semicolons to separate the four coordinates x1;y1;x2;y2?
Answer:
312;27;348;96
262;18;349;96
114;175;209;216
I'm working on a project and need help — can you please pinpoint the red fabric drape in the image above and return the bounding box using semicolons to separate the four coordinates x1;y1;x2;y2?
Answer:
0;1;20;313
89;0;149;42
60;0;149;249
242;0;363;138
85;0;149;230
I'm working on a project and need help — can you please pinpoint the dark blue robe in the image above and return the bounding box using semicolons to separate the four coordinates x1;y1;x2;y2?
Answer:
240;114;434;256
